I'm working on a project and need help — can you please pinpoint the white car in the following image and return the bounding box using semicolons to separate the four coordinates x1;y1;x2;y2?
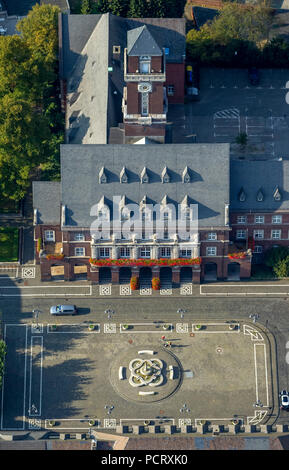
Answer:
280;390;289;409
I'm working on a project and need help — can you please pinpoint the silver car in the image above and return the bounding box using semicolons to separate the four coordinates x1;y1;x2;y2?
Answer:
50;305;77;315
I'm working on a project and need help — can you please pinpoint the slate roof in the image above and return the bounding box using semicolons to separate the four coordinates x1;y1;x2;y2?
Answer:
33;181;61;225
60;143;230;228
230;160;289;211
61;13;186;145
192;6;219;29
127;25;163;56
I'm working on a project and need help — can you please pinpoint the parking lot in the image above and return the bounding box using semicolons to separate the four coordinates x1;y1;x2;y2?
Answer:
169;68;289;160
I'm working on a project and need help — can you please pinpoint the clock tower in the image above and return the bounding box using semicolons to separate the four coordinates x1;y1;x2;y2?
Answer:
122;25;167;144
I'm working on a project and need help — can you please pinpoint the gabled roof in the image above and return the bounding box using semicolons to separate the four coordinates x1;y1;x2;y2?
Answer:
127;25;162;56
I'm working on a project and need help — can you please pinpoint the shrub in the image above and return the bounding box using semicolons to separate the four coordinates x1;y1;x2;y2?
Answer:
37;238;42;253
273;256;289;278
130;276;139;290
152;277;160;290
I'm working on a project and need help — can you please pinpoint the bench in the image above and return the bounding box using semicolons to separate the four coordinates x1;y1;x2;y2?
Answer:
138;391;156;396
168;365;175;380
138;350;155;355
119;366;125;380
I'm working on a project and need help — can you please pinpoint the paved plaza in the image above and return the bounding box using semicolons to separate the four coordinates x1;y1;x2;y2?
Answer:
0;319;277;433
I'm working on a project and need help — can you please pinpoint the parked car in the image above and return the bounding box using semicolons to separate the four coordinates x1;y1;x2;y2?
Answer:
248;67;260;86
50;305;78;315
280;390;289;409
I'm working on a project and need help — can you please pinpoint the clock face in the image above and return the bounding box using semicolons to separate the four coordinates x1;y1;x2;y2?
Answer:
138;82;152;93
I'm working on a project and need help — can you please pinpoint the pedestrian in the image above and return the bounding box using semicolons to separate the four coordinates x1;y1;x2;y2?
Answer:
168;341;172;348
161;335;166;341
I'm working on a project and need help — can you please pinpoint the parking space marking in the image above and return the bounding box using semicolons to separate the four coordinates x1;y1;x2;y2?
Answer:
1;324;28;431
254;343;269;408
28;336;43;417
0;284;92;297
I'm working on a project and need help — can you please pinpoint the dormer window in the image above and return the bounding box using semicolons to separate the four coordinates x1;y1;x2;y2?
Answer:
238;188;246;202
141;167;149;184
120;167;128;183
256;189;264;202
182;167;191;183
273;186;282;201
99;167;107;184
161;167;170;183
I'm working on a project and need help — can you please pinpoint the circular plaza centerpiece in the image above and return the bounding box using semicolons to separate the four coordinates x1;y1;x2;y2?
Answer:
110;346;182;403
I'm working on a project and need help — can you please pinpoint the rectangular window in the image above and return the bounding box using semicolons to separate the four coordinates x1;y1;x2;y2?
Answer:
167;85;174;96
74;233;84;241
160;247;171;258
44;230;55;242
236;230;246;240
208;232;217;241
255;215;264;224
253;230;264;240
139;56;151;74
254;245;263;254
119;247;130;258
99;247;110;258
271;230;281;240
75;247;85;256
180;249;192;258
113;45;121;54
141;92;149;116
140;247;151;258
237;216;247;224
206;246;217;256
272;215;282;224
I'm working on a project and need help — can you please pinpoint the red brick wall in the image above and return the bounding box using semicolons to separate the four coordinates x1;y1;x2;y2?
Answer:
126;83;140;114
149;83;164;114
151;56;163;73
127;56;139;73
165;63;185;104
231;211;289;253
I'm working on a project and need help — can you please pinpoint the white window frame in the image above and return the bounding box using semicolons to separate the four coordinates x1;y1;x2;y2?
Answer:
254;245;263;254
237;216;247;224
271;229;281;240
255;215;264;224
44;230;55;242
206;246;217;256
253;230;264;240
119;247;130;258
167;85;174;96
99;247;110;258
139;56;151;74
74;233;85;241
75;247;85;257
160;247;171;258
180;249;192;258
236;230;246;240
139;247;151;258
207;232;217;241
272;215;282;224
141;92;149;116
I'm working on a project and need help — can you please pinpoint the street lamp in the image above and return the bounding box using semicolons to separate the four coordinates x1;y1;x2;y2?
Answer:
249;313;259;324
105;308;115;320
180;403;190;413
32;309;42;330
177;308;186;320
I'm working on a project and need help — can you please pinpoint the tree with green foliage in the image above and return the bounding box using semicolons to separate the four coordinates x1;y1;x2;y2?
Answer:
265;246;289;268
81;0;92;14
0;4;63;202
127;0;147;17
0;340;6;390
186;3;273;66
16;4;60;67
273;256;289;278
